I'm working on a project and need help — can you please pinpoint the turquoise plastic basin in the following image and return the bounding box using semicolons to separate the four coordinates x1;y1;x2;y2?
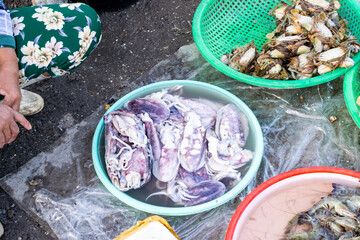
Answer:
92;80;264;216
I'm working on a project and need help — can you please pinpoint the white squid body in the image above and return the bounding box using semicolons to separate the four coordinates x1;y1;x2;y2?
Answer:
179;111;207;172
104;110;151;191
215;103;249;147
111;111;148;148
176;97;218;129
152;122;182;182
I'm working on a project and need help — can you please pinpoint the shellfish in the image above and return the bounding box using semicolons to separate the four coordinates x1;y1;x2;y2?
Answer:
220;0;359;80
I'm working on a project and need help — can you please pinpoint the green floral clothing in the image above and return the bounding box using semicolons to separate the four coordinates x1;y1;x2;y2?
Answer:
3;3;102;87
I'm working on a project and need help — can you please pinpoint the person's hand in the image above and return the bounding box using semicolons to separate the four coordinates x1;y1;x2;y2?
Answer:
0;104;31;148
0;48;21;111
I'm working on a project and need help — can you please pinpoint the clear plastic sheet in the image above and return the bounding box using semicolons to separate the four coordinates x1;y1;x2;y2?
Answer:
1;43;359;239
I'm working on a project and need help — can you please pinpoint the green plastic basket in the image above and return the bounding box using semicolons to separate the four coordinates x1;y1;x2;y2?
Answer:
344;63;360;128
192;0;360;89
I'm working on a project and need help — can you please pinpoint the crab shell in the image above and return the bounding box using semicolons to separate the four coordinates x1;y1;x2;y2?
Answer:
301;0;332;12
316;47;348;64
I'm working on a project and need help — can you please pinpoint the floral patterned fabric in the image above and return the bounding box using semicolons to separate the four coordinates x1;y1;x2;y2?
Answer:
0;0;16;48
0;0;5;9
10;3;102;87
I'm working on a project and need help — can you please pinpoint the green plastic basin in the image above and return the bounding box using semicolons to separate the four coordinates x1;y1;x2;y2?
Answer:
92;80;264;216
192;0;360;88
344;63;360;128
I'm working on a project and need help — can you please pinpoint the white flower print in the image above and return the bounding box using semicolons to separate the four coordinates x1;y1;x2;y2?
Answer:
68;50;81;62
12;17;25;36
45;37;63;57
78;26;96;49
32;7;53;22
51;67;69;76
21;41;40;65
62;25;98;70
68;51;83;68
43;11;65;30
60;3;83;10
35;47;53;68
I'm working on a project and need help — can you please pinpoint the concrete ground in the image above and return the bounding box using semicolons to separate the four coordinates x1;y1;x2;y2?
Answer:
0;0;201;238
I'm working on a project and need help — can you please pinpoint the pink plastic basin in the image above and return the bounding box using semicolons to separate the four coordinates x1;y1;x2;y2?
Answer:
226;167;360;240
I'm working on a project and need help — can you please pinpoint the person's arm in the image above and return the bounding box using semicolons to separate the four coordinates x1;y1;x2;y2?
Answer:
0;48;21;111
0;1;31;148
0;1;21;111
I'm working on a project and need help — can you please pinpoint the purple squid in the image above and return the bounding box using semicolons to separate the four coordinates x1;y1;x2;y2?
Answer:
104;110;151;191
179;111;207;172
125;98;170;124
215;103;249;147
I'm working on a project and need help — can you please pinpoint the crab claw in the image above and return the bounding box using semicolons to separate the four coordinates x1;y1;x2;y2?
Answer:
181;180;226;206
125;98;170;124
215;104;249;147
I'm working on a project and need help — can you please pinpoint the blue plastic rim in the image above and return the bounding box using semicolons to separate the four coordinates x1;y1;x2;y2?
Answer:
92;80;264;216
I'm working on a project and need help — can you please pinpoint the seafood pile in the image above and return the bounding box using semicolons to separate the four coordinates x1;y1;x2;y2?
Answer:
104;86;254;206
220;0;360;80
284;183;360;239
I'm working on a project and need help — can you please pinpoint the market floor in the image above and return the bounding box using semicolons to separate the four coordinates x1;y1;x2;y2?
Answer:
0;0;201;238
